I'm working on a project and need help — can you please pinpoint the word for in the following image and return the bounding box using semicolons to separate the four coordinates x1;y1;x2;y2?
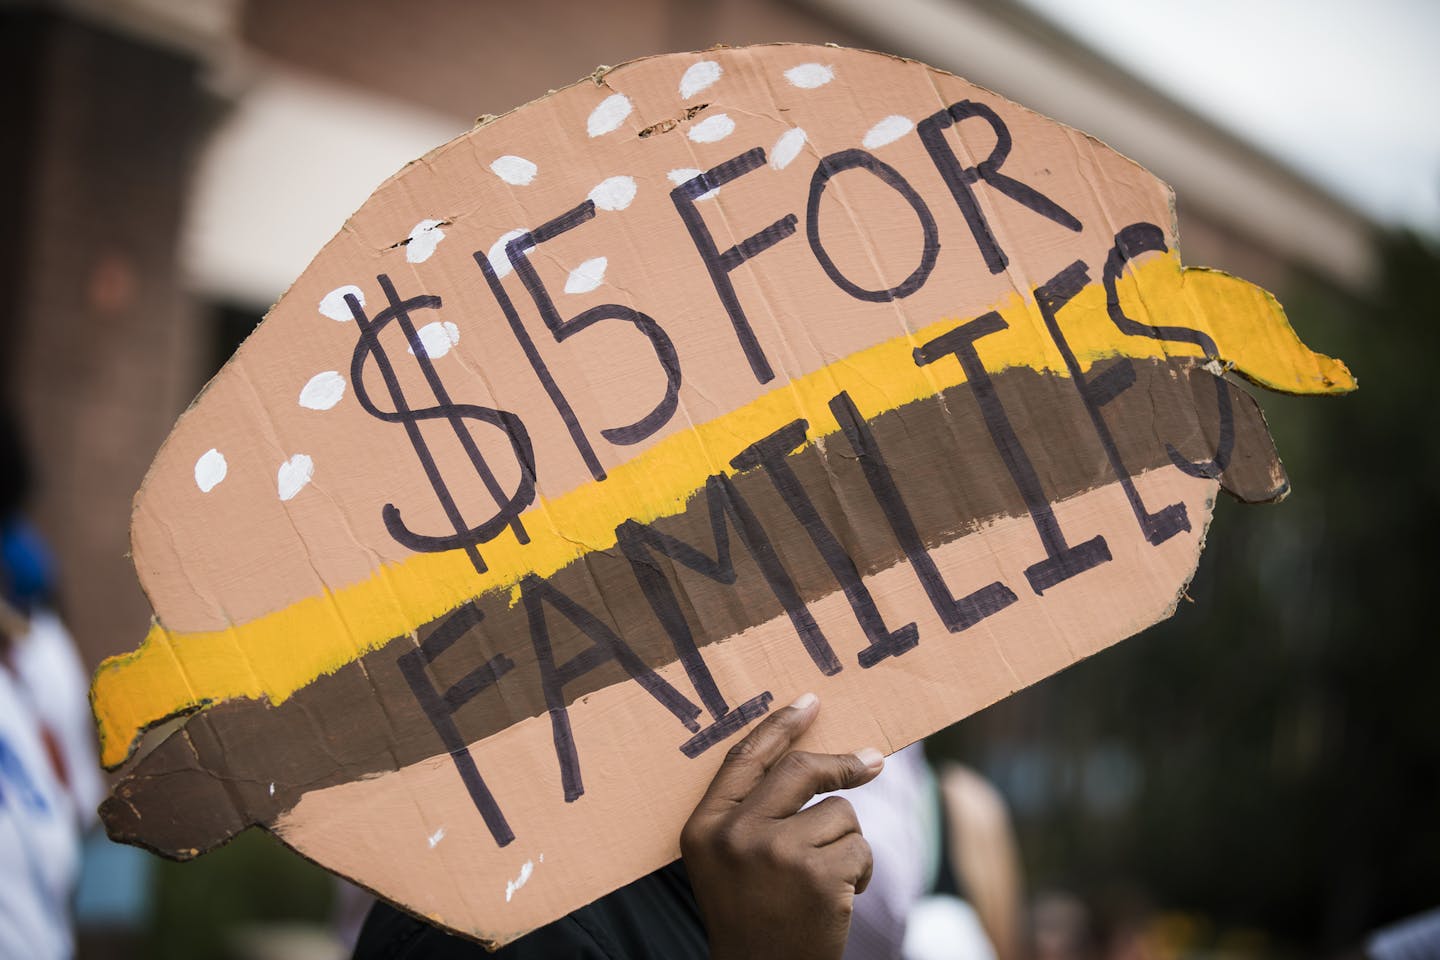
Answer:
346;99;1092;575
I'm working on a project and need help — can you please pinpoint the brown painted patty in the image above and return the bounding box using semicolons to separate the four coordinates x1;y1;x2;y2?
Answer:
103;358;1282;856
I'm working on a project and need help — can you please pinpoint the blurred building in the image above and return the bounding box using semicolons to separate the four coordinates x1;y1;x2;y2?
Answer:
0;0;1377;672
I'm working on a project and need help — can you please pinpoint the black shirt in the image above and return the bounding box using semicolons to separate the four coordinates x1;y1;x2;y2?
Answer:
353;861;710;959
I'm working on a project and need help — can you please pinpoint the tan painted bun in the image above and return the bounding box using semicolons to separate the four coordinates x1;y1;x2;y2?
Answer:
128;43;1169;636
94;42;1351;948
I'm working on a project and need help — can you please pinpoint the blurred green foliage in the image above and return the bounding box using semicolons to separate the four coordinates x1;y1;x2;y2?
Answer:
937;231;1440;954
142;829;334;960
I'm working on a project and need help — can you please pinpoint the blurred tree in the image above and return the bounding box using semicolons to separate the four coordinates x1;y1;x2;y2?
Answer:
143;828;334;960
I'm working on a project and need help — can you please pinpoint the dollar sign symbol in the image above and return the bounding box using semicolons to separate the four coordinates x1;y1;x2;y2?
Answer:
348;273;536;575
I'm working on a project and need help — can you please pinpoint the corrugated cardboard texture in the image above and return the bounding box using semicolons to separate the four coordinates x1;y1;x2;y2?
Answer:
92;44;1353;946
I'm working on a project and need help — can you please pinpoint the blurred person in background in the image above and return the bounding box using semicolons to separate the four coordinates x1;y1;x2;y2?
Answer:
1367;908;1440;960
0;408;104;959
838;743;937;959
899;761;1026;960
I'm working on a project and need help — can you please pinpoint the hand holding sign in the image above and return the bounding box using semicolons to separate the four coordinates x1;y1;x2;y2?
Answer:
682;692;881;960
92;43;1353;946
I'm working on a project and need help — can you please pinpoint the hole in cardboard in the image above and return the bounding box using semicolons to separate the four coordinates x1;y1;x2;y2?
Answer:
638;103;709;139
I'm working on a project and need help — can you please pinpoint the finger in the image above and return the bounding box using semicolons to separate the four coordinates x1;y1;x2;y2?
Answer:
698;693;821;807
824;832;874;895
789;795;861;847
746;747;884;819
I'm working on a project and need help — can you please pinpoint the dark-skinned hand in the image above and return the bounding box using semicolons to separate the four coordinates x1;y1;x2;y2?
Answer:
680;692;884;960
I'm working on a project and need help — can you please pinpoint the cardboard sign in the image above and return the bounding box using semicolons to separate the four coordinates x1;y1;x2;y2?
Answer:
93;44;1353;946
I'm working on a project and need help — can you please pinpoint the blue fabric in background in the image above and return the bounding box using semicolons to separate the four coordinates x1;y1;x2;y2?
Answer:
73;832;154;929
1;515;56;612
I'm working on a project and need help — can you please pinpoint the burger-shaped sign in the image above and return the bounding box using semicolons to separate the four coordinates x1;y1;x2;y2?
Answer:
93;43;1353;947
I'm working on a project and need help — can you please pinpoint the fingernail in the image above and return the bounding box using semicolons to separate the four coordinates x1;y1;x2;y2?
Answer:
789;692;817;711
855;747;885;770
